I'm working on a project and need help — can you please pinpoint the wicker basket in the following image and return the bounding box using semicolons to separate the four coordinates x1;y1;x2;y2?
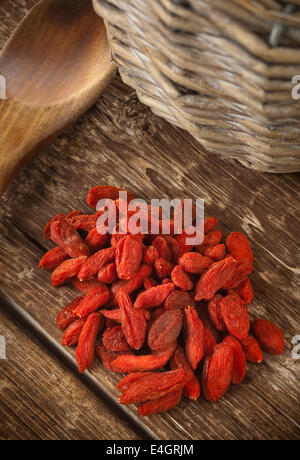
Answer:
93;0;300;172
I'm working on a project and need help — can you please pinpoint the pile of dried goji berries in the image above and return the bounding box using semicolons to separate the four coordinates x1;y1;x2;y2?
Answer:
38;185;285;416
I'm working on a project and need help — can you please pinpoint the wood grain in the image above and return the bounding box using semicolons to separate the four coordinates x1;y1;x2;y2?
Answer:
0;0;299;440
0;307;141;440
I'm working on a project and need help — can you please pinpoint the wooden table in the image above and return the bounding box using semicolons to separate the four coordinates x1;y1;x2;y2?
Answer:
0;0;299;441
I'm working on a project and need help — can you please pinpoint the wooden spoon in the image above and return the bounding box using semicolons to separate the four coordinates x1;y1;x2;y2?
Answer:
0;0;116;195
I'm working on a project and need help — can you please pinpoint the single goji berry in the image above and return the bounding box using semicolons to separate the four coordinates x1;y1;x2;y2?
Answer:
171;265;193;291
154;258;173;279
44;214;65;240
164;290;195;311
38;247;69;271
111;343;177;373
61;318;86;346
204;217;219;234
195;256;236;301
116;235;143;280
143;245;159;265
152;236;172;262
51;256;87;287
202;343;234;402
98;262;118;284
179;252;213;274
117;290;147;350
138;389;182;416
240;335;263;363
117;372;157;392
50;221;90;259
223;335;246;384
222;259;253;289
226;232;253;263
56;295;85;330
86;227;110;253
67;213;99;232
252;319;284;355
71;276;104;293
196;230;222;253
184;306;204;370
73;285;110;318
134;283;175;309
204;244;225;261
103;326;131;352
235;278;254;304
148;310;183;352
119;369;188;405
86;185;135;209
76;312;103;373
219;294;250;340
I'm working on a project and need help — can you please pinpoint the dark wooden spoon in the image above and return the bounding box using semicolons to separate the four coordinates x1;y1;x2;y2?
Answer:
0;0;116;195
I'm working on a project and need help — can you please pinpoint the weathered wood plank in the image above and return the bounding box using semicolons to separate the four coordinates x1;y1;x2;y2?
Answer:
0;306;141;440
0;0;299;441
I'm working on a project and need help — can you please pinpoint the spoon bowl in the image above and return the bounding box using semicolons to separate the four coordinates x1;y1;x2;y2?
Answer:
0;0;116;194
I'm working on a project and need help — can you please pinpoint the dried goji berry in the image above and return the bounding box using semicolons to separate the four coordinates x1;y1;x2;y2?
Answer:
50;221;90;259
86;185;135;209
61;318;86;346
73;285;110;318
202;343;234;402
170;346;201;400
240;335;263;363
117;290;147;350
164;290;195;311
219;294;250;340
144;245;159;265
208;294;227;332
162;235;180;264
116;235;143;280
204;217;219;234
71;276;104;293
67;213;99;232
235;278;254;304
226;232;253;263
103;326;131;352
111;343;177;373
223;335;246;384
76;312;103;373
222;259;253;290
117;372;157;392
56;295;85;330
98;262;118;284
44;213;65;240
152;236;172;262
38;247;69;271
171;265;193;291
252;319;284;355
51;256;87;287
184;306;204;370
179;252;213;274
78;247;116;281
138;389;182;416
148;310;183;352
204;244;225;261
195;256;236;301
134;283;175;309
86;227;110;253
154;258;173;279
119;369;188;405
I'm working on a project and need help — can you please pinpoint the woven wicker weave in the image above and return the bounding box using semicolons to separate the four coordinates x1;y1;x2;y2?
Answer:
93;0;300;172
